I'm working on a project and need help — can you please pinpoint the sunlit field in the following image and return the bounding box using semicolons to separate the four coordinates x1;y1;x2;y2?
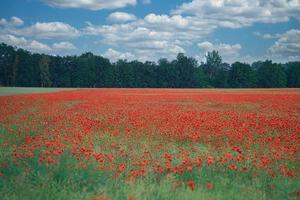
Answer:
0;88;299;200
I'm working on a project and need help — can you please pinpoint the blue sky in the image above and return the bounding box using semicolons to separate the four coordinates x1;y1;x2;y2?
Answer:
0;0;300;63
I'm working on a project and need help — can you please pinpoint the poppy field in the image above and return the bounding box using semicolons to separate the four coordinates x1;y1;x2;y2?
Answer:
0;88;299;199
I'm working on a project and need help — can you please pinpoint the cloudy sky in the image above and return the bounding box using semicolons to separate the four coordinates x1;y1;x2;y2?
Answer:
0;0;300;63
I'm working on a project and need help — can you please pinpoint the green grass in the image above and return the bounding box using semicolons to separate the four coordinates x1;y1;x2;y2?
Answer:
2;87;300;97
1;152;299;200
0;126;299;200
0;87;76;96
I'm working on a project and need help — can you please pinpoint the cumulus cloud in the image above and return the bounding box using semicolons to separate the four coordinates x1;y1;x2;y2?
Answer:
0;18;7;26
1;0;299;62
253;32;281;39
0;34;78;54
84;21;187;61
10;17;24;26
142;0;151;4
103;48;135;62
83;0;299;61
21;22;80;39
0;16;24;27
198;42;241;54
84;11;213;61
42;0;136;10
107;12;137;23
0;17;80;40
173;0;300;28
0;17;79;54
198;41;242;62
144;14;190;28
0;34;27;46
268;29;300;61
0;34;51;52
28;40;52;52
53;41;76;50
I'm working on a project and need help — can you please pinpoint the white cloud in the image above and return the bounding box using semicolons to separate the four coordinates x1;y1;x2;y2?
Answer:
198;42;241;55
107;12;137;23
0;17;24;27
0;18;7;26
84;21;187;61
197;41;214;51
173;0;300;28
1;1;297;62
28;40;51;52
84;12;210;61
103;48;135;62
10;17;24;26
253;32;281;39
0;34;79;54
0;17;80;40
21;22;80;39
42;0;136;10
81;0;300;62
268;29;300;61
0;34;27;46
0;34;51;52
142;0;151;4
198;41;242;62
144;14;189;28
53;41;76;50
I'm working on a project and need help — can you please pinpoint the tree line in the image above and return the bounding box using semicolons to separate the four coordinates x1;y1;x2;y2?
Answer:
0;43;299;88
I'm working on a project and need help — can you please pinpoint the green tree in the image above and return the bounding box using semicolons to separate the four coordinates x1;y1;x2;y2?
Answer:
158;58;175;87
0;43;17;86
16;49;40;87
72;53;97;87
213;62;230;88
113;60;135;87
251;61;263;71
173;53;197;88
39;55;51;87
193;66;207;88
203;50;222;86
229;62;257;88
94;56;111;87
50;56;73;87
257;60;287;88
1;42;299;89
285;62;300;87
10;52;19;86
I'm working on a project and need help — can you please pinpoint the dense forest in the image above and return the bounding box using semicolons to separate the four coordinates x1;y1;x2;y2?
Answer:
0;43;299;88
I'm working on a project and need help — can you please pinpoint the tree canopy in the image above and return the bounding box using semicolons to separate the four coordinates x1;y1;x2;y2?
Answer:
229;62;256;88
0;43;299;88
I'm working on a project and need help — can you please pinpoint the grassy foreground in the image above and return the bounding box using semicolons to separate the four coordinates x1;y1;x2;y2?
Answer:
0;125;299;200
1;162;298;200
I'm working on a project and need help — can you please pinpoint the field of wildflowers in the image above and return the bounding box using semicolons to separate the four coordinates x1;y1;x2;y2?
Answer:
0;89;299;199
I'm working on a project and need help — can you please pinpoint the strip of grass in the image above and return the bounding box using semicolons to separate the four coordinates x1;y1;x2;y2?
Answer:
0;87;76;96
